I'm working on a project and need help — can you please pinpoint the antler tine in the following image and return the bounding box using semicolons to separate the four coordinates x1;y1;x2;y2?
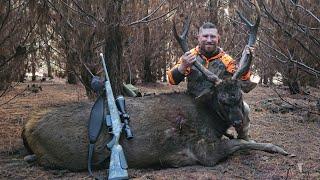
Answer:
232;0;261;80
181;15;192;40
237;0;261;46
172;15;221;84
172;16;191;53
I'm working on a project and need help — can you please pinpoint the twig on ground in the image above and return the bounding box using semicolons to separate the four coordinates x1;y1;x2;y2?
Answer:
0;87;31;107
272;88;320;115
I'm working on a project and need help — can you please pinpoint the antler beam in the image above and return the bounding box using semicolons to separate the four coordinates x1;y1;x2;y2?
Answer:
232;0;261;80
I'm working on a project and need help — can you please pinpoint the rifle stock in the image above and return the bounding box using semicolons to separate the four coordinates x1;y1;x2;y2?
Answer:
100;53;129;180
109;144;129;180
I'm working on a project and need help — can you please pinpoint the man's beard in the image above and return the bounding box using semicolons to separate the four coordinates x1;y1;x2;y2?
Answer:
201;44;219;57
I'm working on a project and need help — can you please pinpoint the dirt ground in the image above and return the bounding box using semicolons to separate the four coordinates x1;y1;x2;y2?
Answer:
0;80;319;180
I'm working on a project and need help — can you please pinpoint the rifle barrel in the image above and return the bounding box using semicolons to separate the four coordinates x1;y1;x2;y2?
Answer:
100;53;122;138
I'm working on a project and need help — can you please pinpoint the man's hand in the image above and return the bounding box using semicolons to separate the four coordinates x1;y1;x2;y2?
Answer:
178;51;196;74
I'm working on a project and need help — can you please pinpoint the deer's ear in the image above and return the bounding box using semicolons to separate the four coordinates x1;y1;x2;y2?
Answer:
239;80;257;93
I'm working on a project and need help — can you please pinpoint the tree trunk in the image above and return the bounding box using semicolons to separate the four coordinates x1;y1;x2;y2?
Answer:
80;30;96;99
208;0;219;24
19;54;28;82
31;58;36;81
142;0;156;83
162;59;167;82
143;24;153;82
288;80;301;94
104;0;123;96
286;62;301;94
66;51;77;84
46;46;53;79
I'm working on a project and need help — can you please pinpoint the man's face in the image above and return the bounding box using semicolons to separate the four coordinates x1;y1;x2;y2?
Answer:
198;28;219;53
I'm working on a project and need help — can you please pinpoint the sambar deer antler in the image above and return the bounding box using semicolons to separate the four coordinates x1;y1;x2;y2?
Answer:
232;0;261;80
172;0;261;83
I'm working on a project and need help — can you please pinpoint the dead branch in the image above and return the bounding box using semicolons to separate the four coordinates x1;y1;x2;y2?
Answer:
261;1;320;61
60;0;97;23
289;0;320;23
257;39;320;77
279;0;320;47
130;7;177;25
129;0;177;26
272;88;320;116
129;0;165;25
0;86;29;107
70;0;98;22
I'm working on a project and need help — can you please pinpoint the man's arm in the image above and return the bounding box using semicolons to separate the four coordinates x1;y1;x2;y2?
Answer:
167;63;186;85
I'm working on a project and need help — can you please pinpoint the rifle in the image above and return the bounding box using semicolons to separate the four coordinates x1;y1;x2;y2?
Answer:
100;53;129;180
87;53;133;180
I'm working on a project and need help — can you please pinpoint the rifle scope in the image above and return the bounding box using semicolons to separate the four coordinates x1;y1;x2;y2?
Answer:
116;95;134;140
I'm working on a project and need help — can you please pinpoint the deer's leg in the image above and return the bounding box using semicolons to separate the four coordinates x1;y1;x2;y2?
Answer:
237;101;251;141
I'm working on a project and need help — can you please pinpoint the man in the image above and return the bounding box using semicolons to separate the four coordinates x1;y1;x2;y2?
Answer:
167;22;252;140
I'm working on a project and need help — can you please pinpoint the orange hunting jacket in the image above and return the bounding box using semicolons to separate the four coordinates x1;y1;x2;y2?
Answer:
167;46;250;96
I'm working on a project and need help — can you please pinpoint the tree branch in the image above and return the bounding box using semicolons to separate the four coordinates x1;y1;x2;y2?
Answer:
0;0;11;33
129;0;177;26
289;0;320;23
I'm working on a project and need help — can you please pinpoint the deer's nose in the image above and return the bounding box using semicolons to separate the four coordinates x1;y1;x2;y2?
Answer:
233;120;242;128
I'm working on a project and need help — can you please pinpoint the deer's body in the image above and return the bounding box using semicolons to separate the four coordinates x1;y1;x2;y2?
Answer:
22;92;287;171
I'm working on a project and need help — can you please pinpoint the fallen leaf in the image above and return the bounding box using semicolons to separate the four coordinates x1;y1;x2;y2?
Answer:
297;163;303;173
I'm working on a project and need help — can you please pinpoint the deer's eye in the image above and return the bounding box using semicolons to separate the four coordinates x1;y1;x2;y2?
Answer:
218;93;228;101
218;91;242;106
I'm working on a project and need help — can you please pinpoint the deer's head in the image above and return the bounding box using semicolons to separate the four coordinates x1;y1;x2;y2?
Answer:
215;79;244;128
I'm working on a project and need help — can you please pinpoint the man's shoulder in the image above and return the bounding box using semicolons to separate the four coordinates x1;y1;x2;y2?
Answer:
219;50;234;63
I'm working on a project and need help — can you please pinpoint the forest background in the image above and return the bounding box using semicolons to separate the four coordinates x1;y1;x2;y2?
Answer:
1;0;319;98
